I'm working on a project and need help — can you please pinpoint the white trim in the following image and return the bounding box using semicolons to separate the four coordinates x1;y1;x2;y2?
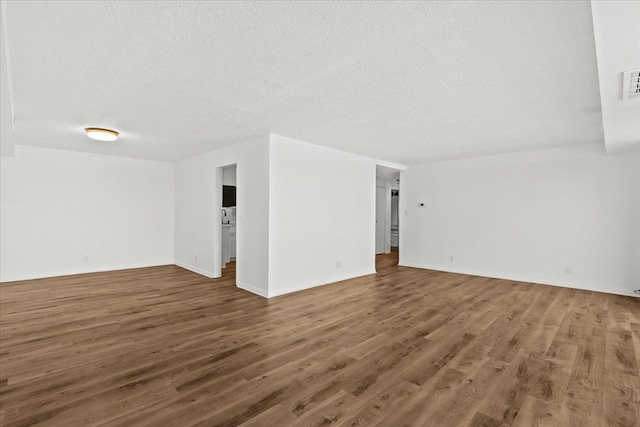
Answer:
1;1;16;151
268;270;377;298
174;261;215;278
0;261;174;283
237;281;268;298
375;159;406;170
399;262;639;298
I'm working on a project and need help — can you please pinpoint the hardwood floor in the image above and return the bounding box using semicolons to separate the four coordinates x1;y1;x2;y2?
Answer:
375;249;399;269
1;254;638;426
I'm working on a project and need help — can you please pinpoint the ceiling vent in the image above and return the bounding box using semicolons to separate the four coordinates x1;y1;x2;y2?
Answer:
622;69;640;100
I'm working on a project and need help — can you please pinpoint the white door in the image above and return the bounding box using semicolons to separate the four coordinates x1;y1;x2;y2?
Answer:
230;227;236;259
376;186;386;254
222;226;230;266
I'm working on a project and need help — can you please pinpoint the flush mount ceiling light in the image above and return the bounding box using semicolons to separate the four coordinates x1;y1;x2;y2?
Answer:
84;127;119;141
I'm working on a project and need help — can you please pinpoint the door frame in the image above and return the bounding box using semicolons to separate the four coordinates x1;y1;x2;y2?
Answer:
375;185;387;255
214;163;238;279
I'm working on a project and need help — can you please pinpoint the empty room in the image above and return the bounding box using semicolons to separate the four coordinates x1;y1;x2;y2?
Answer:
1;1;639;426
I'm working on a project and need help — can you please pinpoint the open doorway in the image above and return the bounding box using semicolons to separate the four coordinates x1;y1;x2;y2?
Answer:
375;165;400;270
220;164;237;281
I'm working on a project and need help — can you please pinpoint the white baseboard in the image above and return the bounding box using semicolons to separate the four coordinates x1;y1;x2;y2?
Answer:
174;262;215;278
0;261;175;283
399;262;639;298
237;281;269;298
268;270;377;298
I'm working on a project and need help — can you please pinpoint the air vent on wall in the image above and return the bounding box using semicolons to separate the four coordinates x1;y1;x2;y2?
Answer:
622;69;640;100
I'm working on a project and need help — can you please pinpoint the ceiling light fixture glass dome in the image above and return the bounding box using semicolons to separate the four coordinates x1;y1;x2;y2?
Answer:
85;127;119;141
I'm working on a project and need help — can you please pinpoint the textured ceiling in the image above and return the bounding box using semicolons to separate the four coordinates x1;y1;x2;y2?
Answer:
4;1;603;163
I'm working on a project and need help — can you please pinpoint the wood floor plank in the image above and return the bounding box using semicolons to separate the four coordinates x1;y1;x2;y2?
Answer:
288;390;356;426
335;378;420;427
605;327;638;377
236;404;298;427
423;358;509;426
602;371;639;427
511;395;568;427
474;350;541;425
563;304;608;427
467;412;506;427
1;251;638;426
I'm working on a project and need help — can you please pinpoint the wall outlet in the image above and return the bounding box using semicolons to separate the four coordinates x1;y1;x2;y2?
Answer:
565;266;572;275
84;255;89;262
449;256;454;262
336;261;343;269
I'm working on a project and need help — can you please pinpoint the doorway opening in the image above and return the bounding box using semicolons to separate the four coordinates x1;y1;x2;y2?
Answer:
375;165;400;270
220;164;237;281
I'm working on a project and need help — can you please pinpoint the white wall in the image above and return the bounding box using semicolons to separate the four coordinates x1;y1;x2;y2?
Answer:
174;135;270;296
268;134;377;297
175;133;405;298
633;169;640;289
1;3;15;158
591;0;640;155
400;142;640;297
0;145;175;282
222;165;236;186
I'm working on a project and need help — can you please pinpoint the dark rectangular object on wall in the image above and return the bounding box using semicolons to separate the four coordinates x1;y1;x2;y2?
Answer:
223;185;236;207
